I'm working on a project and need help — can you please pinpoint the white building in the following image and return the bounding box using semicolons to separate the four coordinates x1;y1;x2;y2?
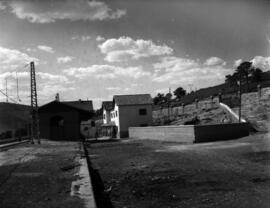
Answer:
102;94;153;138
102;101;114;124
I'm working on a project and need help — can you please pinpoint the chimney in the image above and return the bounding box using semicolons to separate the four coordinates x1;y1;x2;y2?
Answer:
55;93;60;102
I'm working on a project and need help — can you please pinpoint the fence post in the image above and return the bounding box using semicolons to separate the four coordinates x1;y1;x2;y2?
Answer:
195;99;199;109
218;92;222;103
210;96;214;108
257;84;261;99
182;103;185;113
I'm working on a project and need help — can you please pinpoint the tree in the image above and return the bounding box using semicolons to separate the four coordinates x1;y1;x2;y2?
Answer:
165;92;172;101
173;87;186;99
251;68;263;83
236;61;252;92
153;93;166;105
225;74;238;86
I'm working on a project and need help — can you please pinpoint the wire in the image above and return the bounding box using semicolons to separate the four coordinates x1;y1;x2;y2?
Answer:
0;63;30;104
0;88;18;104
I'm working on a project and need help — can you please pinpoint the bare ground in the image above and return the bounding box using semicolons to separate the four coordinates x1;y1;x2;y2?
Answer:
86;133;270;208
0;141;87;208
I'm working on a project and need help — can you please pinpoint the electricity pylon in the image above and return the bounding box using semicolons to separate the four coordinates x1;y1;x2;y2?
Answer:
30;62;40;144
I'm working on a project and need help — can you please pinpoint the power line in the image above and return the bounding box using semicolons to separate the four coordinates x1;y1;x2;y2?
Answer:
0;63;30;103
0;88;18;104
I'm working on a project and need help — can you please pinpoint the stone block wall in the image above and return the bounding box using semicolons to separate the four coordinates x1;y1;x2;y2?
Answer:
232;87;270;132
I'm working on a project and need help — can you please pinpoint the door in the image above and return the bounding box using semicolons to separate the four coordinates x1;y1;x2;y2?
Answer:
50;116;65;140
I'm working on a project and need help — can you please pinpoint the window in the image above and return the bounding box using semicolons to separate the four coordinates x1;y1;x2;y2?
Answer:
115;111;118;117
91;121;95;127
139;108;147;115
103;114;105;119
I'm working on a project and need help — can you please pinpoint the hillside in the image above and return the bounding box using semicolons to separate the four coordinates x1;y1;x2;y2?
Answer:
232;87;270;132
153;87;270;133
154;71;270;110
153;98;230;126
0;102;31;134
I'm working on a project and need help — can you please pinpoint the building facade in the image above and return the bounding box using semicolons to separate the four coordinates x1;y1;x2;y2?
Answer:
102;94;153;138
39;100;93;140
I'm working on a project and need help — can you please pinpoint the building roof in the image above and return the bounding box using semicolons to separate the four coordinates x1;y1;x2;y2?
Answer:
102;101;114;111
113;94;153;106
39;100;93;114
62;100;93;112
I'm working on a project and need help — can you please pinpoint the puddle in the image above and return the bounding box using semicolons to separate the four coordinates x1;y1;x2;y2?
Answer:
70;157;96;208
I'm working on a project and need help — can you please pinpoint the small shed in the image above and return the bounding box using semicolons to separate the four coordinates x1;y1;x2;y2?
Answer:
39;100;93;140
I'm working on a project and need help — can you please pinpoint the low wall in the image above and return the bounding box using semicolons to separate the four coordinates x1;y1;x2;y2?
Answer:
129;125;195;143
129;123;250;143
194;123;250;143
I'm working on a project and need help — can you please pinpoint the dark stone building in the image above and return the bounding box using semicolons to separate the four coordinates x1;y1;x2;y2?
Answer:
39;100;93;140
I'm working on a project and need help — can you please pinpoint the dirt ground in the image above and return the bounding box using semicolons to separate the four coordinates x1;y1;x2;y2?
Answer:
0;141;89;208
87;133;270;208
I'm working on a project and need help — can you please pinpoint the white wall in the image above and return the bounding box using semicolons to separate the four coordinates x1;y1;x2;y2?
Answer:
129;125;194;143
110;105;120;132
103;109;111;124
118;104;152;137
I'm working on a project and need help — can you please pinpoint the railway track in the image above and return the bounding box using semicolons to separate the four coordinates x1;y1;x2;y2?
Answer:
0;138;31;150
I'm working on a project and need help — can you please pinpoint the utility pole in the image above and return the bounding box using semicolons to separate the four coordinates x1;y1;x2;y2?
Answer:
238;78;242;123
30;62;40;144
16;72;21;102
167;87;172;122
5;78;8;103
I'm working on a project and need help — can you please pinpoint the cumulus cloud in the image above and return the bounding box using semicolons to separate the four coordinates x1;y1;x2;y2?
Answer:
98;36;173;62
57;56;73;64
106;87;121;91
0;46;38;71
153;56;232;88
71;35;91;41
204;57;226;66
153;56;198;72
36;72;69;83
233;59;243;68
106;86;130;92
233;56;270;71
251;56;270;71
0;2;7;10
96;35;105;42
3;0;126;23
37;45;54;53
63;64;151;79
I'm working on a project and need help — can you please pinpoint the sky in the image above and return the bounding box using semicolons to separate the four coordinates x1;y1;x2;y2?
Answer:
0;0;269;109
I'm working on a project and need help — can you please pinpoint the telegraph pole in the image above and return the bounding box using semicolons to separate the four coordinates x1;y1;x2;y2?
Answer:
167;87;172;122
30;62;40;144
16;72;21;102
238;78;242;123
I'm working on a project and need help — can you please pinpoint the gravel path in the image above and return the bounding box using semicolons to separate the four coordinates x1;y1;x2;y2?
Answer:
87;133;270;208
0;140;93;208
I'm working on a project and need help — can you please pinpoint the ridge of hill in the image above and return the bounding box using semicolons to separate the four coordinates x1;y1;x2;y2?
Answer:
154;71;270;110
0;102;31;134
